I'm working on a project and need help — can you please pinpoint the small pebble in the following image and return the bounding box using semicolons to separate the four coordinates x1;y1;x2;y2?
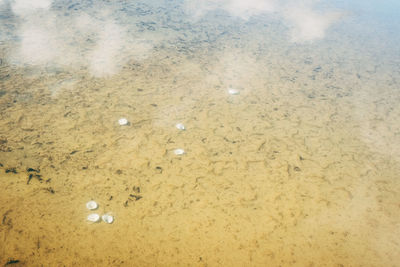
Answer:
86;200;98;210
175;123;185;130
87;213;100;223
102;214;114;224
228;88;240;95
118;118;129;126
174;149;185;155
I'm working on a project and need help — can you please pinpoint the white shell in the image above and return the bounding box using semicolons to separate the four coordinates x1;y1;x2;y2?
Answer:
174;149;185;155
87;213;100;223
118;118;128;126
86;200;98;210
102;214;114;224
228;88;240;95
175;123;185;130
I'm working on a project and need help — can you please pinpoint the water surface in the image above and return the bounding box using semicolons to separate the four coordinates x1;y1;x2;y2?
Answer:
0;0;399;266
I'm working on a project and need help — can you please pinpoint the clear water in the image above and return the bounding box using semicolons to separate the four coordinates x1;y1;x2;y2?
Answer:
0;0;399;266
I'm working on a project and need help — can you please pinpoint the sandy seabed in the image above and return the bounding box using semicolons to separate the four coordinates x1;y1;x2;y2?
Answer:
1;1;400;266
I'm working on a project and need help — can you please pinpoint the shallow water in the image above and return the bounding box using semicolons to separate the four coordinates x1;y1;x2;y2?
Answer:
0;0;400;266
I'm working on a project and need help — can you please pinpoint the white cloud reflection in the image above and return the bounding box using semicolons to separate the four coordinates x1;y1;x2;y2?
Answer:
4;0;342;77
184;0;277;20
88;21;125;77
184;0;342;42
283;3;342;42
8;0;154;77
18;24;57;65
11;0;52;15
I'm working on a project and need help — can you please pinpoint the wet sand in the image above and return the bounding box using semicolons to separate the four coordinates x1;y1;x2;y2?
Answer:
1;1;400;266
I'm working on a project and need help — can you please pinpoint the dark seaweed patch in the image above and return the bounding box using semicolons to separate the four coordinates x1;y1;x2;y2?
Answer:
26;167;40;173
132;186;140;193
44;187;55;194
124;186;143;207
5;259;20;265
27;174;43;184
129;194;142;201
5;168;17;174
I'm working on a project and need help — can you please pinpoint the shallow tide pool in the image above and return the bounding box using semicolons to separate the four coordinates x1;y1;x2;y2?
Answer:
0;0;399;266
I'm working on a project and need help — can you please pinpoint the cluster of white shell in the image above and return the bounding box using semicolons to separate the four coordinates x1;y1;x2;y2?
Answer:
116;88;240;157
86;201;114;224
86;88;240;225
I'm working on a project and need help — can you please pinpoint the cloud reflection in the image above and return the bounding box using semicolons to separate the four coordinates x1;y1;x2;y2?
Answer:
88;21;125;77
3;0;342;77
184;0;341;42
283;3;342;42
11;0;52;15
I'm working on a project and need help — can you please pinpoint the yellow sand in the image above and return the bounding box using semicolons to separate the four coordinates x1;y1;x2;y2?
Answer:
1;3;400;267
